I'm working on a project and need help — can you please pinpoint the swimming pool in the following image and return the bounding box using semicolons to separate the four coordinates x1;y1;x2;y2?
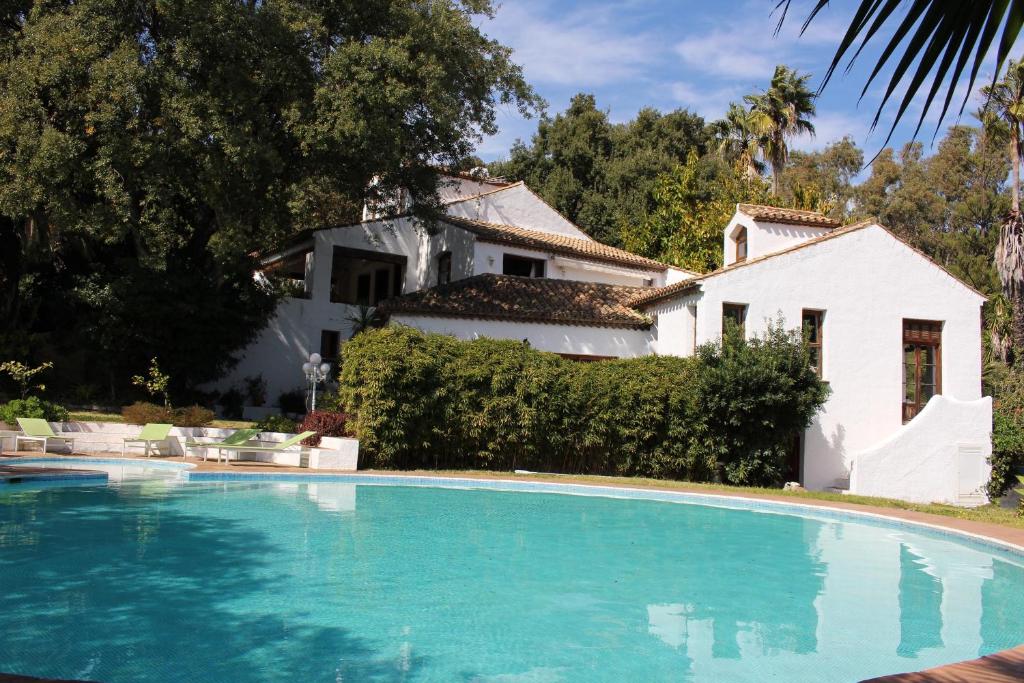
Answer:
1;471;1022;682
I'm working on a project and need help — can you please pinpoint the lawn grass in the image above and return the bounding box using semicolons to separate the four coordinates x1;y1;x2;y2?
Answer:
381;469;1024;530
68;410;254;430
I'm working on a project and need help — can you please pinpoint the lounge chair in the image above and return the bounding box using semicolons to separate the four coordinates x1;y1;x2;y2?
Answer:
15;417;75;454
184;428;260;461
122;423;173;457
207;430;317;465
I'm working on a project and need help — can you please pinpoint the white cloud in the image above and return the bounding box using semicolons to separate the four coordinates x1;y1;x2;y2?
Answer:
668;81;741;119
486;2;659;87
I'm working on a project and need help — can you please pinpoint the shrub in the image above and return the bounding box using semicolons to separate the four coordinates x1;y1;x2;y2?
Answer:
122;401;214;427
122;401;170;425
173;405;215;428
337;325;828;485
298;411;350;446
989;369;1024;499
278;388;306;415
256;414;298;433
244;375;267;407
0;396;70;425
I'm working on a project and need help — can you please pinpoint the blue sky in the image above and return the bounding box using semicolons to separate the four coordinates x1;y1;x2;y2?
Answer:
473;0;1007;162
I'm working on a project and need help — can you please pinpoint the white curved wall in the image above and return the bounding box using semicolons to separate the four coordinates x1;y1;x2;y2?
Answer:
850;396;992;505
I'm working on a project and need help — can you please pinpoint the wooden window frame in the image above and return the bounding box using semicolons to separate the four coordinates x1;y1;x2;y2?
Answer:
437;251;452;286
320;329;341;364
802;309;824;377
722;303;747;337
902;319;942;422
735;227;748;263
502;253;546;278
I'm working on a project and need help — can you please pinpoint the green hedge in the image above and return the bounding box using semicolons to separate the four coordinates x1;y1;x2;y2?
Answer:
0;396;69;425
338;323;829;486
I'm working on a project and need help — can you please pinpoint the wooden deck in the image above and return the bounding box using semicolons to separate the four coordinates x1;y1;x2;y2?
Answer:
861;645;1024;682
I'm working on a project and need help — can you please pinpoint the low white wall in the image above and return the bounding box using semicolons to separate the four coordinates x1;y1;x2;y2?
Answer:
2;421;359;471
849;396;992;506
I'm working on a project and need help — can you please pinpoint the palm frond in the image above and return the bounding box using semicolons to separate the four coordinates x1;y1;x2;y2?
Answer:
776;0;1024;145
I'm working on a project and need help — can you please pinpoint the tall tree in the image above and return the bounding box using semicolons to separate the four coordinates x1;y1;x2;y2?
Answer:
488;94;708;246
0;0;539;401
781;137;863;220
710;103;764;180
745;65;816;195
983;60;1024;357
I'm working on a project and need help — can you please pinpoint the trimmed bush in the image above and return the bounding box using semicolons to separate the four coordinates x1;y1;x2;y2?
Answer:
298;410;350;446
989;370;1024;499
338;324;829;486
256;414;298;433
0;396;70;425
122;402;214;427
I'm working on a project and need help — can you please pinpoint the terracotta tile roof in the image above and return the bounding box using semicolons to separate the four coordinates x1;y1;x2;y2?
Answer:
378;273;653;329
737;203;842;228
442;215;670;272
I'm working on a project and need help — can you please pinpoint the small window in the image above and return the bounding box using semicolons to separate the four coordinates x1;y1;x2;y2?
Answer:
330;246;406;306
320;330;340;364
722;303;747;336
503;254;546;278
802;310;824;376
903;319;942;422
735;227;748;262
437;251;452;286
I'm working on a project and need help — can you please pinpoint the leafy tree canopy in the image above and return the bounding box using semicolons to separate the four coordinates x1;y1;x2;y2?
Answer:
488;93;709;246
0;0;538;403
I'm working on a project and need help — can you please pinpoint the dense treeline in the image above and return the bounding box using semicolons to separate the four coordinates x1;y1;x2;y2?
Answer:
338;325;829;486
0;0;539;404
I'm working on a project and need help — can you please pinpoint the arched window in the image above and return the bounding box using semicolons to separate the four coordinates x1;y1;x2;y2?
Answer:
735;227;748;262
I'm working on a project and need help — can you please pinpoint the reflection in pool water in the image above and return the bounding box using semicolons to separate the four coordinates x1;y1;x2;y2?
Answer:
0;481;1021;682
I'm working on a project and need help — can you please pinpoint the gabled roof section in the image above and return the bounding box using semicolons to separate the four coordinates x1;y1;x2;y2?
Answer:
629;218;986;308
443;215;671;272
440;180;525;205
737;203;842;229
378;273;652;329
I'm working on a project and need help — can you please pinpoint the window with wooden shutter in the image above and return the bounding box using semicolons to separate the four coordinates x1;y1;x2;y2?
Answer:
902;319;942;422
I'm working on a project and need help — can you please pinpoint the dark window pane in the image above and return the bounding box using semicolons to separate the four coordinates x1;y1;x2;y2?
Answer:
503;254;545;278
355;273;371;306
373;268;390;305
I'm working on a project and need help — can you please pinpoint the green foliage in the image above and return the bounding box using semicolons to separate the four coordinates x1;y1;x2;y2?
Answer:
693;319;831;485
0;0;539;402
121;401;213;427
0;396;69;425
131;358;171;408
622;152;773;272
338;326;828;486
744;65;816;195
0;360;53;399
990;369;1024;499
488;93;708;246
256;414;298;434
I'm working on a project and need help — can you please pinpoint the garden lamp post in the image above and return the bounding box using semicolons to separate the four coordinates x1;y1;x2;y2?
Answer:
302;352;331;412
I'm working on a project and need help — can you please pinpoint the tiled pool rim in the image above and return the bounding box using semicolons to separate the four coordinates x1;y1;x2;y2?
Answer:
7;456;1024;563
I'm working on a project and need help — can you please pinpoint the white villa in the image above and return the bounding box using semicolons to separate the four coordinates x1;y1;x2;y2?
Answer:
222;172;992;505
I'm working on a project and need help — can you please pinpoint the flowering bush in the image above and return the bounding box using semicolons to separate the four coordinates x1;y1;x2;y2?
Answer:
298;410;350;447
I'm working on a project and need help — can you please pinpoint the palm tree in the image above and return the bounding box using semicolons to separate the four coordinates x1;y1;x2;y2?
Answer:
777;1;1023;143
711;103;765;180
346;305;383;337
744;65;816;195
985;60;1024;356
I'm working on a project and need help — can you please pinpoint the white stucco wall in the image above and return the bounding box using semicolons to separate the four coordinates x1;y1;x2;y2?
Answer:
652;224;986;493
850;396;992;505
723;214;832;267
393;315;654;358
444;184;593;239
472;241;664;287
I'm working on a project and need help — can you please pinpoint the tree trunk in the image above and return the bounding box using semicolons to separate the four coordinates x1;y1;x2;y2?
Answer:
997;211;1024;353
1012;128;1020;214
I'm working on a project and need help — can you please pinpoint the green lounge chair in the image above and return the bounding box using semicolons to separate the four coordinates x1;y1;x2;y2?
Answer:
122;423;173;458
184;428;260;461
15;417;75;454
208;431;317;465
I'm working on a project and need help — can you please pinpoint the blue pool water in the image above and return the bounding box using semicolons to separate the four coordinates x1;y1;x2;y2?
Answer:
1;476;1023;682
